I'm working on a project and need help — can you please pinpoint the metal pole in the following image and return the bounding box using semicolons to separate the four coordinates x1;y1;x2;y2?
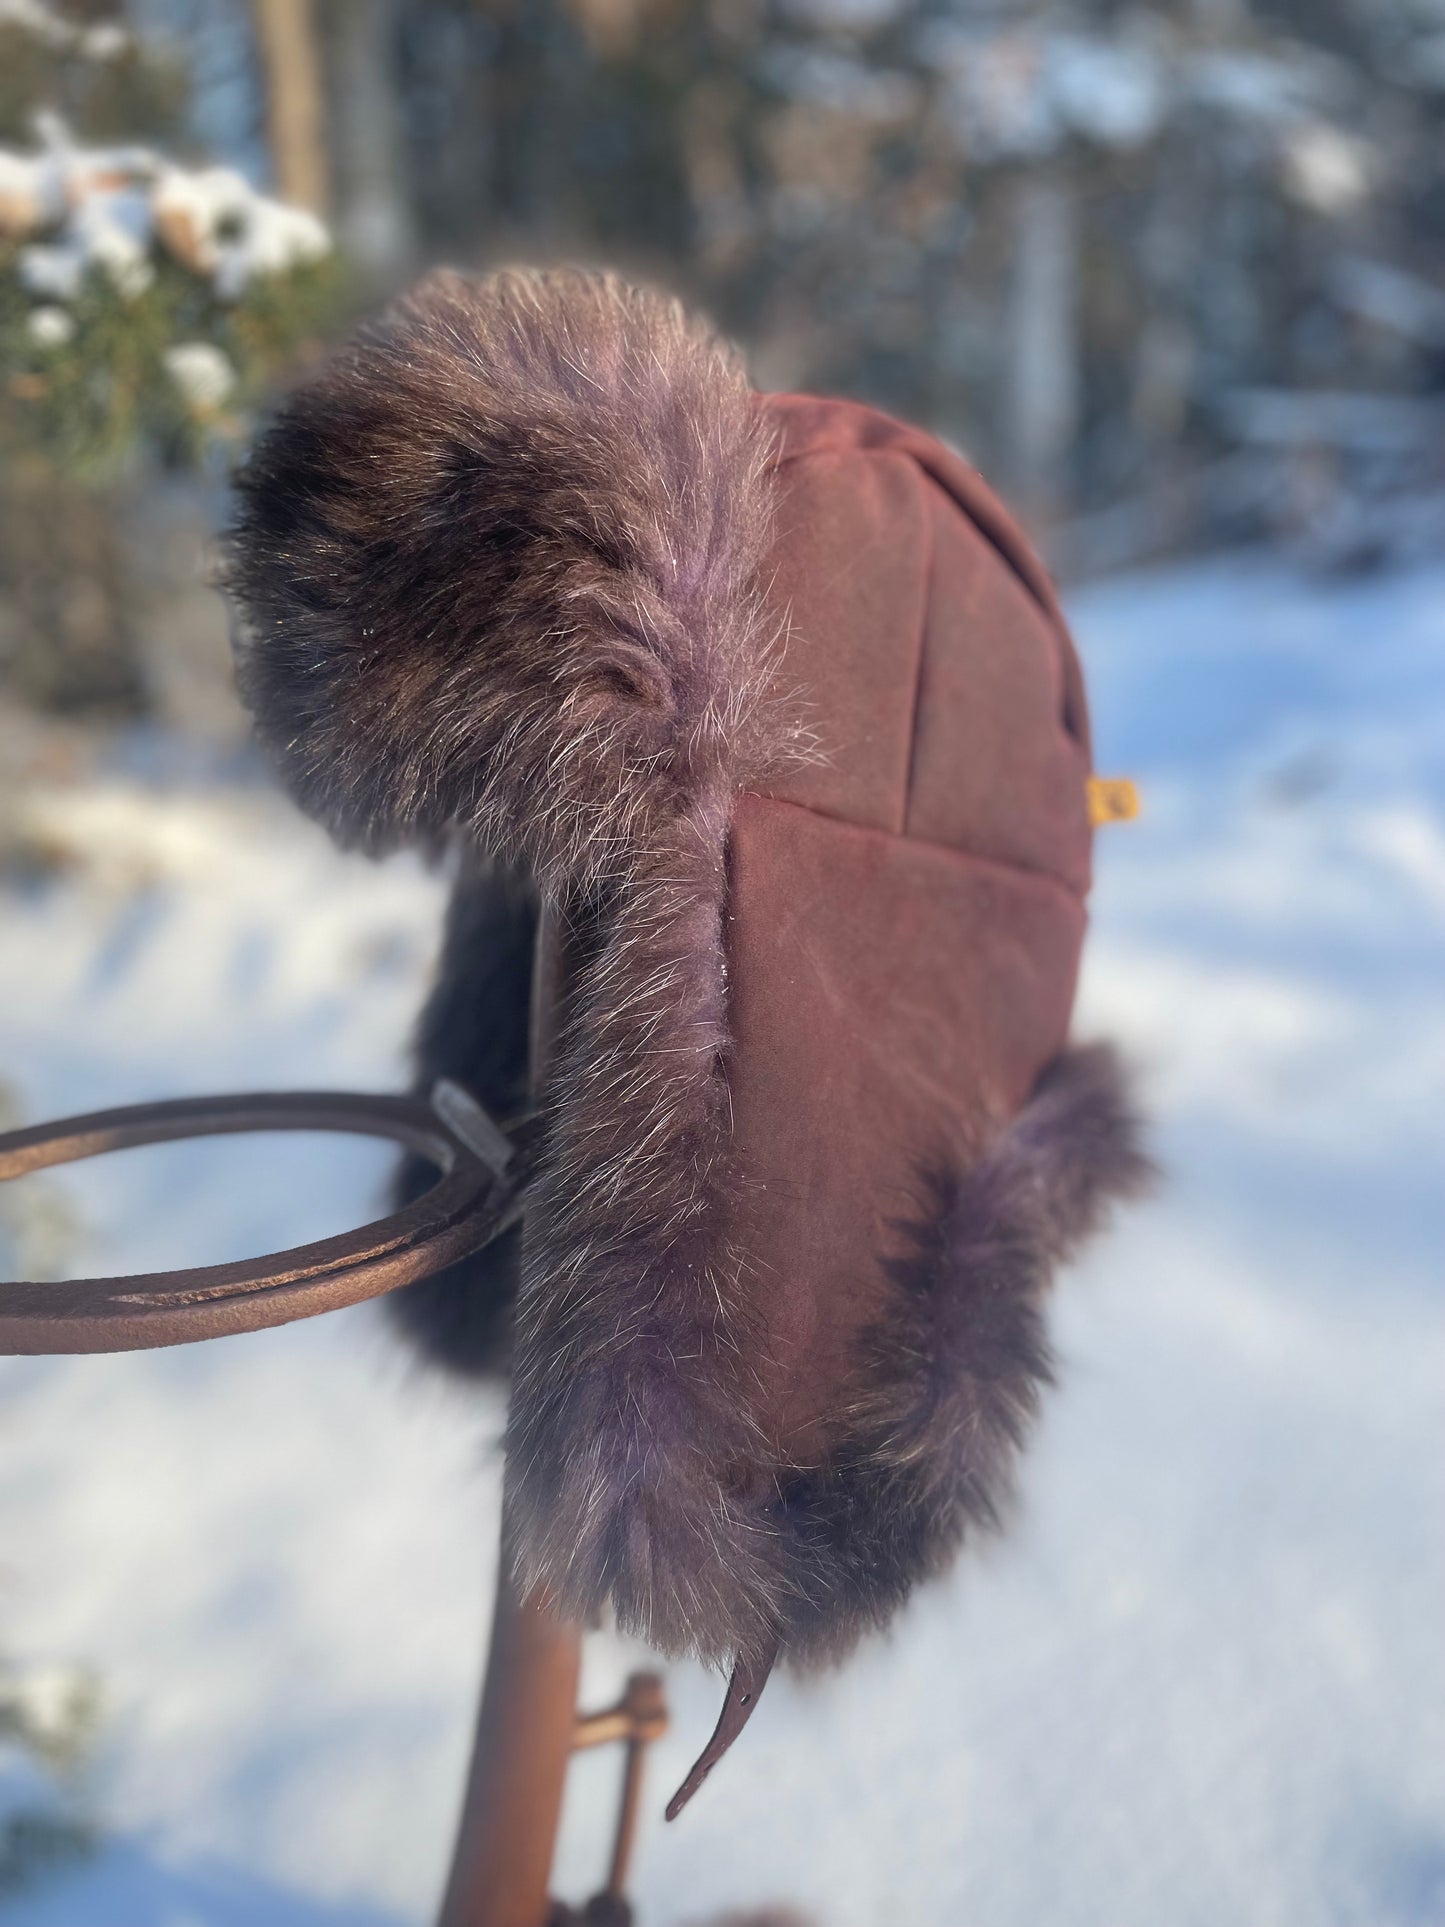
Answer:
437;899;583;1927
604;1680;664;1900
437;1575;584;1927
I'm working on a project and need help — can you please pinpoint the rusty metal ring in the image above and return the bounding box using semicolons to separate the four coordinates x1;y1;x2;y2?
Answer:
0;1087;533;1356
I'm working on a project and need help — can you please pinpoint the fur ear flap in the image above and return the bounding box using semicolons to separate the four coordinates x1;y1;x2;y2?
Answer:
763;1042;1155;1667
224;267;793;888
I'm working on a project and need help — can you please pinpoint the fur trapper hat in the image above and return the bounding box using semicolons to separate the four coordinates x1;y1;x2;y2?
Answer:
225;267;1149;1727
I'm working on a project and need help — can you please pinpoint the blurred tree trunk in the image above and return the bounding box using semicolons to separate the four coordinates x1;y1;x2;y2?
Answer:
325;0;413;284
0;467;146;718
252;0;330;213
1005;171;1080;523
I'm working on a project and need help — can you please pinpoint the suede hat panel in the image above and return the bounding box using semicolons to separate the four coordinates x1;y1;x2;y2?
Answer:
224;268;1149;1680
723;395;1096;1492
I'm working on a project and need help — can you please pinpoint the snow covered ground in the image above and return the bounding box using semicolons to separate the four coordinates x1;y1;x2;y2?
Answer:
0;551;1441;1926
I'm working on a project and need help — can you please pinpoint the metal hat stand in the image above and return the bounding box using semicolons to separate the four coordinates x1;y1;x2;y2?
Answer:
0;905;704;1927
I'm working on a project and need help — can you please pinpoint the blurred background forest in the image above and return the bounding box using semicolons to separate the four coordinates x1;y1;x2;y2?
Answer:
2;5;1444;1924
4;0;1445;727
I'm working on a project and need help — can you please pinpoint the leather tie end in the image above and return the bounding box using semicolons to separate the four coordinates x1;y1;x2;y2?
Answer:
664;1644;777;1822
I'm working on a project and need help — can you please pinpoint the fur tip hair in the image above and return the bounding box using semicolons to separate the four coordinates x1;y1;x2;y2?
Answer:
223;266;793;888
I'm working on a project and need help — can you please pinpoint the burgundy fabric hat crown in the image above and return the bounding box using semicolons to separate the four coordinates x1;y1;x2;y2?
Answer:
225;268;1148;1692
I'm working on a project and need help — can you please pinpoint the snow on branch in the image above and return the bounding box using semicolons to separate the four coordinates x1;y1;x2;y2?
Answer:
1;111;331;303
0;114;337;477
0;0;128;62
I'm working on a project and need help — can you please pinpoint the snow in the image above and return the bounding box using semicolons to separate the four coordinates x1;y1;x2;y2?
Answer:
25;304;75;348
920;24;1171;161
1044;32;1168;151
0;150;65;235
153;165;331;301
1332;258;1445;352
1;116;332;318
0;0;129;59
762;46;919;123
65;186;157;300
777;0;904;31
0;552;1442;1924
15;245;84;304
1187;46;1341;123
918;21;1364;174
1280;121;1379;216
163;342;238;413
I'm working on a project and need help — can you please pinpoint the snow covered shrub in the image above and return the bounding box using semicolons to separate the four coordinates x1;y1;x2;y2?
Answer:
0;3;338;716
0;111;336;478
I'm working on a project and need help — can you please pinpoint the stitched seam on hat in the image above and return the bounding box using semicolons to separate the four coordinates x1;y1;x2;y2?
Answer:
768;429;1085;761
908;460;1084;748
898;463;936;839
737;792;1088;907
769;434;1061;630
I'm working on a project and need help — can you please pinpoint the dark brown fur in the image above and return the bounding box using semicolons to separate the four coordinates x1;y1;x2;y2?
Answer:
388;850;536;1373
227;267;801;883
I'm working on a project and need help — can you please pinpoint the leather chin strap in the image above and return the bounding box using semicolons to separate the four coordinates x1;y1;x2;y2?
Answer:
665;1641;779;1821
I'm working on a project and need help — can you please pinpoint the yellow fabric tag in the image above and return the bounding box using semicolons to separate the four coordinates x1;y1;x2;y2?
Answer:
1087;776;1141;827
